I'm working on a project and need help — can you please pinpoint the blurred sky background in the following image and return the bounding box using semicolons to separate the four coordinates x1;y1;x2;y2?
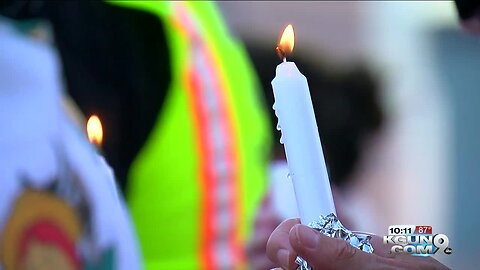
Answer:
218;1;479;268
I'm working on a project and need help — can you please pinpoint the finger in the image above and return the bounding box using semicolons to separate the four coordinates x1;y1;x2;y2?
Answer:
359;235;451;269
368;234;396;258
248;252;276;270
289;224;390;270
248;232;270;256
368;235;416;259
247;230;276;268
266;218;300;269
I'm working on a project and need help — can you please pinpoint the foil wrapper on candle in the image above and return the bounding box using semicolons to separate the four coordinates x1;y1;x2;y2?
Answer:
295;213;374;270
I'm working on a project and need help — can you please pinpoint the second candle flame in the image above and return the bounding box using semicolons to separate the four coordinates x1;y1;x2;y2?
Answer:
276;24;295;60
87;115;103;147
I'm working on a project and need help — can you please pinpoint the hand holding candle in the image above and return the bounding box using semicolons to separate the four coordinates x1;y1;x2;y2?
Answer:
271;25;336;225
269;25;373;270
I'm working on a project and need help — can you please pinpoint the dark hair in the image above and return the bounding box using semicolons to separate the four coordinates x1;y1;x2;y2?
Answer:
454;0;480;20
246;45;384;188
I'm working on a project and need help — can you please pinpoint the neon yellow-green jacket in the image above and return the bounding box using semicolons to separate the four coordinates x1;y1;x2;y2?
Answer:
107;1;271;269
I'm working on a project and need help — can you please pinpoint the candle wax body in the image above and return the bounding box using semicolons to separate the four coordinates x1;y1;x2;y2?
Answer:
271;62;336;225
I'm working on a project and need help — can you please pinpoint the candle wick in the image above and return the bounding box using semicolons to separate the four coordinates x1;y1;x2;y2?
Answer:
276;46;288;62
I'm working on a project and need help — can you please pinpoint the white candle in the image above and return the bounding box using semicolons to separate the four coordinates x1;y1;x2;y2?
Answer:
271;25;336;225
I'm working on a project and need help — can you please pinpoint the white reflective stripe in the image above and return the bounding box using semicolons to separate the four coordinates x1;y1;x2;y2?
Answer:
194;41;236;268
176;2;239;266
214;241;232;270
215;182;231;209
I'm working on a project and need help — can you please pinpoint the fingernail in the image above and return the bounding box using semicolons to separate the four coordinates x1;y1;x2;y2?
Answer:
294;224;318;249
276;249;290;269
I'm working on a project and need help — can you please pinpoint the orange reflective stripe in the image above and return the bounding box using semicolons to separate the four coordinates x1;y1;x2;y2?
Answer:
202;46;244;268
174;2;244;268
184;66;215;270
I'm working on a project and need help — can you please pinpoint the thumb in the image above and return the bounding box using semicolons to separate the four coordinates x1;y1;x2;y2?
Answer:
289;224;386;270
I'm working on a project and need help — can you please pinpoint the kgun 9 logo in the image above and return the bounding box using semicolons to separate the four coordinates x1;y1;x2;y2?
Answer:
383;233;452;256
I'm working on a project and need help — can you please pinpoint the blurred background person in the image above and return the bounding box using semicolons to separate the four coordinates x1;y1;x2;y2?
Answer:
0;13;141;270
0;0;272;269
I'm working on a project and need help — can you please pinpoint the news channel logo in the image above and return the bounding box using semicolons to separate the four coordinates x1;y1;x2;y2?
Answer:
383;225;452;256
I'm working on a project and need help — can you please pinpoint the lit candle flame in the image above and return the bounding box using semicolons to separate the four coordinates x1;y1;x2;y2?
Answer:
276;24;295;61
87;115;103;146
